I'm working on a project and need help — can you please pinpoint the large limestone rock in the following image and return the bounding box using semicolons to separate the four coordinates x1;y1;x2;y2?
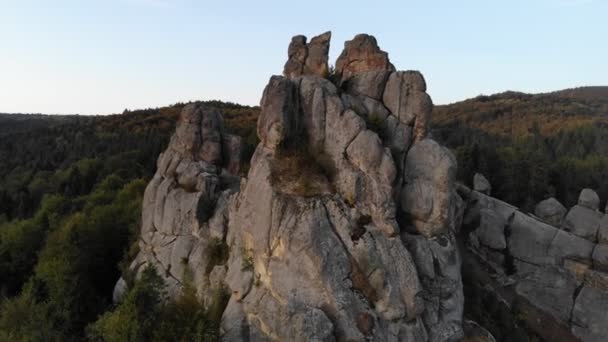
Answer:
121;32;465;342
562;205;602;242
382;71;433;140
578;188;600;211
401;139;458;238
473;173;491;195
535;197;567;226
283;31;331;78
335;34;395;84
571;286;608;342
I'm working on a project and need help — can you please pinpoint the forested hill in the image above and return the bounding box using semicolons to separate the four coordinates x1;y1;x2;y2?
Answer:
0;102;259;222
432;86;608;211
0;100;259;340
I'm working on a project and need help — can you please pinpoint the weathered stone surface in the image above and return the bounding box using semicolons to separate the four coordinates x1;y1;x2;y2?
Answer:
304;31;331;77
535;197;567;227
401;139;458;238
571;286;608;342
473;173;491;195
335;34;395;83
461;180;608;341
283;35;308;78
382;71;433;140
124;33;467;342
258;76;298;150
578;188;600;211
562;205;601;242
508;211;557;266
475;208;507;250
515;267;577;323
548;229;595;264
342;70;391;100
598;214;608;245
592;244;608;272
283;32;331;78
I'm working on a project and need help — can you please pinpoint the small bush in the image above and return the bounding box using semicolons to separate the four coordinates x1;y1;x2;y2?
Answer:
241;249;254;272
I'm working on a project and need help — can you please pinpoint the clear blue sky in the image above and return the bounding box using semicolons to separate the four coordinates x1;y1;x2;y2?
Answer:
0;0;606;115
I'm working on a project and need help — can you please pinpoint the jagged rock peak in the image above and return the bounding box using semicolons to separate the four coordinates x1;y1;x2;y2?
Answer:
122;32;465;342
335;33;395;84
283;31;331;78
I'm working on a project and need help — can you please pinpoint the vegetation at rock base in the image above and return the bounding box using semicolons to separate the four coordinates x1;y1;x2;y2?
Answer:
433;86;608;211
87;266;220;342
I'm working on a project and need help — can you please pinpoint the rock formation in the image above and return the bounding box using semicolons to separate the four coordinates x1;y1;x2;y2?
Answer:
461;185;608;341
118;32;467;341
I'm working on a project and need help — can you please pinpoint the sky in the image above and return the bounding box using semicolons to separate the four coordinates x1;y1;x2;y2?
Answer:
0;0;606;115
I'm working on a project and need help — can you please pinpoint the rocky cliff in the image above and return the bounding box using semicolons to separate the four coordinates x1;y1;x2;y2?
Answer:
461;179;608;342
117;32;467;341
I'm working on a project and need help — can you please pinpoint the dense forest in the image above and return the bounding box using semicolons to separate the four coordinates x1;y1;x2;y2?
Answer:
432;86;608;211
1;86;607;340
0;101;258;341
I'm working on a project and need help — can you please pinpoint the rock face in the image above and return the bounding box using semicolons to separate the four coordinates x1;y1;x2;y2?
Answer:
283;31;331;78
119;32;465;341
473;173;491;195
461;186;608;342
535;197;567;226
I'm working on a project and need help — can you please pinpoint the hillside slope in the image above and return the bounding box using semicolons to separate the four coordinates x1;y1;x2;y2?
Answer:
432;86;608;210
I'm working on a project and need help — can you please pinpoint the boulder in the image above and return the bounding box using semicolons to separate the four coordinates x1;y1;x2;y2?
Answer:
597;214;608;244
562;205;601;242
335;34;395;83
473;173;491;195
547;229;595;264
508;211;557;266
592;244;608;272
578;188;600;211
515;267;577;323
535;197;567;227
571;286;608;342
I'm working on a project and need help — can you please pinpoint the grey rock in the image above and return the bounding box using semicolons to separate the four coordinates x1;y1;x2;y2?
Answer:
382;71;433;140
112;277;127;304
592;244;608;272
535;197;567;227
343;70;391;100
474;208;507;250
578;188;600;211
304;31;331;77
283;35;308;78
548;229;595;264
515;266;577;323
473;173;491;195
125;34;467;342
562;205;602;242
283;32;331;79
571;286;608;342
335;34;395;83
401;139;458;238
508;211;557;266
597;214;608;244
